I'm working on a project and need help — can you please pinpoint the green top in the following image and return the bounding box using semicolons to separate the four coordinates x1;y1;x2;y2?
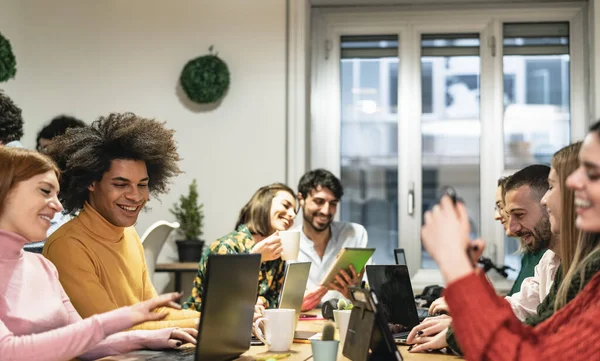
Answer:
508;248;547;296
446;248;600;355
183;224;286;310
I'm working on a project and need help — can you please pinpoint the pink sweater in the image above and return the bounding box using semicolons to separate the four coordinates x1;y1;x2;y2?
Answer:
0;230;174;361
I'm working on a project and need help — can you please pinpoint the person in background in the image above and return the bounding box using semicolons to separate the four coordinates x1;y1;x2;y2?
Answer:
36;114;86;154
0;147;196;361
295;169;369;311
37;117;87;235
43;113;200;330
417;123;600;361
503;164;553;295
184;183;296;310
0;90;24;148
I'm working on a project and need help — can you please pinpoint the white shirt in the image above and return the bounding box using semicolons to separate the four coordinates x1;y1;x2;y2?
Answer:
505;249;560;321
298;221;369;303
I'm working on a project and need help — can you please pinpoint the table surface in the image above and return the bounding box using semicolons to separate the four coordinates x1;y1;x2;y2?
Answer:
154;262;199;271
99;310;460;361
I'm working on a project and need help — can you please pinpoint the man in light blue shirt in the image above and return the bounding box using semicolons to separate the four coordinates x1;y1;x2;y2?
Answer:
296;169;369;310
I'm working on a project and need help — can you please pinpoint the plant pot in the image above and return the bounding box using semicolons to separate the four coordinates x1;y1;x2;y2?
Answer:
175;239;205;262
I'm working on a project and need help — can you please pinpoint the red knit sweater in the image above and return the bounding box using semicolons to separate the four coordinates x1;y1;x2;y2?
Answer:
445;271;600;361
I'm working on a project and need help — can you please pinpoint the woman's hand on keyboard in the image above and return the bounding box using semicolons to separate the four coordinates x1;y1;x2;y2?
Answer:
406;315;452;352
428;297;449;316
168;328;198;348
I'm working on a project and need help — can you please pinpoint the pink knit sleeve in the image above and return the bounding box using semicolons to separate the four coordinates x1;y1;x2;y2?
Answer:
0;307;133;361
59;285;175;360
78;328;174;361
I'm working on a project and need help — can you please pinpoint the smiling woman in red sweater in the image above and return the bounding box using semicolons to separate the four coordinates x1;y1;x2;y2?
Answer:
421;121;600;361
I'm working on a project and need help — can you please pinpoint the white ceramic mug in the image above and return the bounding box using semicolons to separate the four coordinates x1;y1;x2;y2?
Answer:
253;309;296;352
333;309;352;346
279;230;300;261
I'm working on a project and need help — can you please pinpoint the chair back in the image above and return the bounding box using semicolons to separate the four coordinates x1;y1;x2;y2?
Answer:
141;220;180;279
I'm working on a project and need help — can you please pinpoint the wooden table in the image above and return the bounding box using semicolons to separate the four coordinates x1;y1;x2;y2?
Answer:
289;316;460;361
100;311;459;361
154;262;198;293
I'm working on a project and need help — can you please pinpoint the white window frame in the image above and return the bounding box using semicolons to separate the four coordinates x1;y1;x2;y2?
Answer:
308;3;588;292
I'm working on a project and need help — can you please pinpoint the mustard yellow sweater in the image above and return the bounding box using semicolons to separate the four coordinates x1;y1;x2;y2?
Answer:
43;203;199;330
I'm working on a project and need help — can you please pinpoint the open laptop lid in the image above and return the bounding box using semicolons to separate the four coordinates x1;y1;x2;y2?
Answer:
196;254;261;361
278;261;311;316
365;265;419;331
393;248;406;266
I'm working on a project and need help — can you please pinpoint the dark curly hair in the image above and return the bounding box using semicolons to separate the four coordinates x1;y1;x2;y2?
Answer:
36;115;86;151
47;112;182;214
0;90;24;144
298;168;344;200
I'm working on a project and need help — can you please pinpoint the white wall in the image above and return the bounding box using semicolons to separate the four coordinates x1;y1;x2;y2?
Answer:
1;0;287;292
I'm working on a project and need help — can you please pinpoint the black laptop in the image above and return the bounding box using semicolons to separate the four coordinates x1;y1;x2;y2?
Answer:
393;248;407;266
122;254;261;361
366;265;421;340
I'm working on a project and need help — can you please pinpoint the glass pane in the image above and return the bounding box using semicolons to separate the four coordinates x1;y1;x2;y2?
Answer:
503;22;570;271
503;23;571;170
339;35;399;266
420;35;481;269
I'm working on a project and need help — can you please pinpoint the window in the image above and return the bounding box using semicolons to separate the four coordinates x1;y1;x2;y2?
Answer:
420;34;482;269
310;5;586;284
503;22;570;276
339;35;399;265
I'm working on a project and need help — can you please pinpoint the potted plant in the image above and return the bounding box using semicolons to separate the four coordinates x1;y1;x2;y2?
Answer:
170;179;205;262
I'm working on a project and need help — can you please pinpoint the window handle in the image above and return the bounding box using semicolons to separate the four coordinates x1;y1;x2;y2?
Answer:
407;182;415;216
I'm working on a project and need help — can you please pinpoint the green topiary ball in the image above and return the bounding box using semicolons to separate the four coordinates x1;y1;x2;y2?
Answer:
180;54;230;104
0;32;17;83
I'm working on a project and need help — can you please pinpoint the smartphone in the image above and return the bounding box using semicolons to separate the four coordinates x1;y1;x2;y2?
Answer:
443;186;457;205
444;186;479;261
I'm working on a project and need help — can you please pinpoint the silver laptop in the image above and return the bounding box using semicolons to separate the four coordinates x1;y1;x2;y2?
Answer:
278;261;311;319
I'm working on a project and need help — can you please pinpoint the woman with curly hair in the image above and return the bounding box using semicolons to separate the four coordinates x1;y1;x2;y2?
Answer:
184;183;297;311
42;112;200;330
0;147;196;361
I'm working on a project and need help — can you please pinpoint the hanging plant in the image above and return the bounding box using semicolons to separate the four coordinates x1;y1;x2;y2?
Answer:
180;45;230;104
0;32;17;83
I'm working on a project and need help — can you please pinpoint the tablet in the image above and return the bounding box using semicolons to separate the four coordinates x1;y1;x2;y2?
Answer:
320;247;375;286
342;287;403;361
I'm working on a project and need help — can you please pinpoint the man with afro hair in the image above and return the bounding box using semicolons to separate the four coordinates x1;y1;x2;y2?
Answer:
43;112;200;330
0;90;24;148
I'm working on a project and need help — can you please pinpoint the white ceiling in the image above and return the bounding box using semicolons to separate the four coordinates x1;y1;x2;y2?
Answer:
311;0;585;6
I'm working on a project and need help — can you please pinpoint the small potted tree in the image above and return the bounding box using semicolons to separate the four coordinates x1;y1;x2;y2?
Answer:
170;179;205;262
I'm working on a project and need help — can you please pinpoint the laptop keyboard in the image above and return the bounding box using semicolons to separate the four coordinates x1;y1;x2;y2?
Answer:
144;348;195;361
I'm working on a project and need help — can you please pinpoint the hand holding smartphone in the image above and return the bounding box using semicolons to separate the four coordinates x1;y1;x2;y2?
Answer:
442;186;479;267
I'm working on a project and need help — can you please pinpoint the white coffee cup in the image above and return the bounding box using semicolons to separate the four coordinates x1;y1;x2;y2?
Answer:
253;309;296;352
333;309;352;346
279;230;300;261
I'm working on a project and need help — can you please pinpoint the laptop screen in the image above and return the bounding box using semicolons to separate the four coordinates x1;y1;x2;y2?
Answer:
366;265;419;330
394;248;407;266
